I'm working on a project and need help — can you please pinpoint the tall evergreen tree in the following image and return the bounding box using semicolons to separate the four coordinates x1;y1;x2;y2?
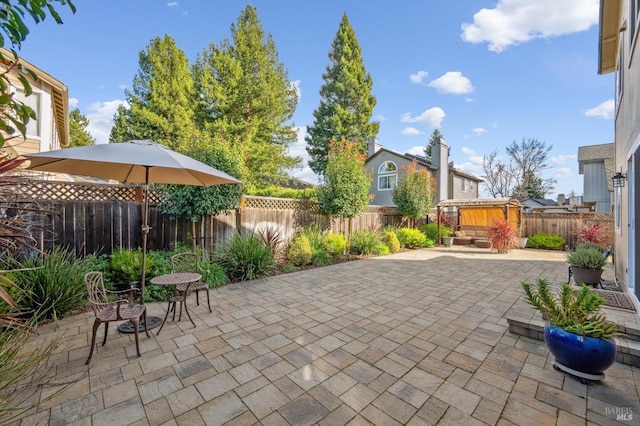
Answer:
424;129;443;158
109;34;194;151
306;13;379;177
67;108;95;148
192;5;299;190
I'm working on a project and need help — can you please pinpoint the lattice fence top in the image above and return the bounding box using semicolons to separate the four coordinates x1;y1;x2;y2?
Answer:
523;211;613;221
14;179;162;203
11;179;403;214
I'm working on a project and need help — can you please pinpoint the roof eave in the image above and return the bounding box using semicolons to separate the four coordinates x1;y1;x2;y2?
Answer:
598;0;622;75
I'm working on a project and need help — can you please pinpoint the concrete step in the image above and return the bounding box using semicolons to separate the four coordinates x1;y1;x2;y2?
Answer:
507;316;640;368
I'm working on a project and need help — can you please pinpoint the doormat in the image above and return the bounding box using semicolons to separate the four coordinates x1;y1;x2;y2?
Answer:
593;289;637;312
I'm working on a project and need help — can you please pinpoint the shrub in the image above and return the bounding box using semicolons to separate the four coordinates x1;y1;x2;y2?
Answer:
311;248;333;266
382;231;400;253
420;223;439;241
287;235;312;266
397;227;427;249
257;224;285;260
374;244;390;255
4;247;102;321
349;230;379;255
486;217;518;253
527;233;566;250
566;244;608;270
214;232;275;281
106;247;154;285
576;222;609;247
298;224;326;252
322;233;347;258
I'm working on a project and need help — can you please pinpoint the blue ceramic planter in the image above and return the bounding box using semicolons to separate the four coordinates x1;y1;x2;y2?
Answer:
544;324;616;376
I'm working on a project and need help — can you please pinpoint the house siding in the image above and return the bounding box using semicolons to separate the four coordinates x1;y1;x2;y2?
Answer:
367;150;434;206
601;0;640;304
450;174;479;199
583;163;611;210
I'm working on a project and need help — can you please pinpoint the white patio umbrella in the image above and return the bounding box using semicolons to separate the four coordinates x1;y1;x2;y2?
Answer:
24;139;242;305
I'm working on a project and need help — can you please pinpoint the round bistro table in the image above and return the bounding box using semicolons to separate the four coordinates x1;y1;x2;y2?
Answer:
150;272;201;335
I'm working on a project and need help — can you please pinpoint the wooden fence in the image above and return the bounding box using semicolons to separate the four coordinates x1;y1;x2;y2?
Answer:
522;211;614;249
10;179;612;256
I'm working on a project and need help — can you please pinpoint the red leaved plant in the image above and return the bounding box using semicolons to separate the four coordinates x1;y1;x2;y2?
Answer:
486;217;519;253
576;222;609;247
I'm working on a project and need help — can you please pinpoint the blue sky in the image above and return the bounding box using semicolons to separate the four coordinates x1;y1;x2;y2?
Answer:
20;0;613;198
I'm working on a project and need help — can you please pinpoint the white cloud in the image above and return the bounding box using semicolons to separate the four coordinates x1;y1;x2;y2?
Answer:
465;97;474;102
167;2;179;8
585;99;614;119
472;127;486;136
402;127;423;136
409;70;429;85
401;107;445;128
456;161;483;173
460;147;484;165
406;146;426;156
291;80;301;100
86;99;126;145
69;97;79;108
461;0;599;53
286;126;319;185
555;167;573;178
428;72;473;94
551;154;577;166
376;114;388;121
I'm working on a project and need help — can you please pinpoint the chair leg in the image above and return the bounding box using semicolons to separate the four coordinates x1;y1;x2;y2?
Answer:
132;319;141;357
157;300;173;335
86;318;101;364
206;288;212;313
143;310;150;338
195;289;200;306
102;322;109;346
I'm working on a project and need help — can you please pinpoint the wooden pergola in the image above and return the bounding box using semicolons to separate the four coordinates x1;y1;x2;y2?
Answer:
436;198;523;237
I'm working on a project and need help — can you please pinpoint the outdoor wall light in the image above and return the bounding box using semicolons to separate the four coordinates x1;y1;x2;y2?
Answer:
612;170;627;188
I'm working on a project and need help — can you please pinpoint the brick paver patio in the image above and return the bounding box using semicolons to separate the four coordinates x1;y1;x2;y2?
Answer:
11;247;640;425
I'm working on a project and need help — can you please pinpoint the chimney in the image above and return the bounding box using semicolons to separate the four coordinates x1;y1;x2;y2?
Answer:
367;139;382;158
557;193;565;205
431;136;449;202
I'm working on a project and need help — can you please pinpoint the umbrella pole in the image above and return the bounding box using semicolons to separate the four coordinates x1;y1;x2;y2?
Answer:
140;167;150;305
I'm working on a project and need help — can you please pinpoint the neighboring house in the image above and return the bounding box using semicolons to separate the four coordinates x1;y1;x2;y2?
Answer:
1;48;69;158
577;143;615;213
365;138;482;206
520;198;558;212
599;0;639;309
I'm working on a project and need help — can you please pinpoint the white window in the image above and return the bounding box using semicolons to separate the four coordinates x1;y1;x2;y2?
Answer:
462;178;470;193
378;161;397;191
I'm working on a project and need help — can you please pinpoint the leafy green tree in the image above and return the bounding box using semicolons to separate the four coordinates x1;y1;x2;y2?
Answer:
306;13;379;177
393;160;436;222
109;34;194;151
67;108;94;147
424;129;443;158
158;129;242;221
192;5;299;191
0;0;76;147
317;138;371;219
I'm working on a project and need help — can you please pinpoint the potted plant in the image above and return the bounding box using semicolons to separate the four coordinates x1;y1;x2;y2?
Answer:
522;278;618;382
486;217;518;253
518;223;528;249
440;225;454;247
565;242;607;287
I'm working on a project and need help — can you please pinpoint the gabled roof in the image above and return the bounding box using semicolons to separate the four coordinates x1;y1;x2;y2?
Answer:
598;0;621;75
365;146;483;182
577;143;615;191
1;48;69;147
437;197;521;208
